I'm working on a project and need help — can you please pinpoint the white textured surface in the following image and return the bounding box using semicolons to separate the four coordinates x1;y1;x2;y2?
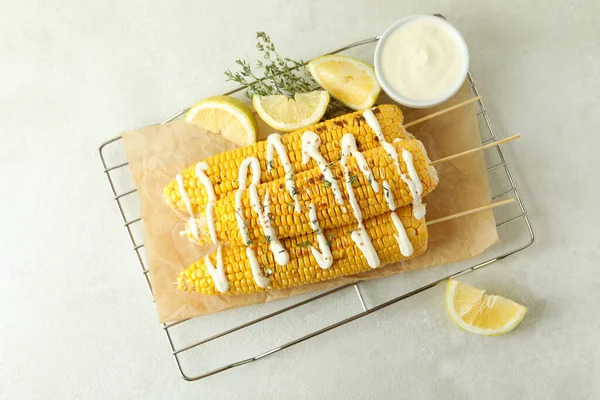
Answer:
1;0;599;398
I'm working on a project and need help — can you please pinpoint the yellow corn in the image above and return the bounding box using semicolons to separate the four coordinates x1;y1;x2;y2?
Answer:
164;104;407;214
177;206;427;295
190;139;437;246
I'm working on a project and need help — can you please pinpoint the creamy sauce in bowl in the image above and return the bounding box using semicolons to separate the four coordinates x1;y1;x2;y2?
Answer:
375;15;469;108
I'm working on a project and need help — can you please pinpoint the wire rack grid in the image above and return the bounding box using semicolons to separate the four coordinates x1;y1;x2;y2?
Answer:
98;23;534;381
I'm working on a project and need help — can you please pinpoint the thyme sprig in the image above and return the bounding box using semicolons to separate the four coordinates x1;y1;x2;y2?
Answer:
224;32;349;118
224;32;317;99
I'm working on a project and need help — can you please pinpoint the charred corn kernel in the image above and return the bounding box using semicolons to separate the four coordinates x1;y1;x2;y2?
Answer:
188;139;437;246
164;105;408;214
177;207;427;295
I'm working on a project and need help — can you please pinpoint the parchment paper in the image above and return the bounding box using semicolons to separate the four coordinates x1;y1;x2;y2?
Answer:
123;82;498;323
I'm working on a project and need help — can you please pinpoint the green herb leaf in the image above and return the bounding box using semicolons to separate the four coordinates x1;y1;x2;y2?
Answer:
326;233;335;247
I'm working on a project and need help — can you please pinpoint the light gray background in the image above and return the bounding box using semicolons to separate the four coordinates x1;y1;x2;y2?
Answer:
1;0;599;399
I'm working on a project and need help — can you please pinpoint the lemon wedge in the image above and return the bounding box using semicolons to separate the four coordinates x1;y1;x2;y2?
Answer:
185;96;258;146
445;279;527;336
308;55;380;110
252;91;329;132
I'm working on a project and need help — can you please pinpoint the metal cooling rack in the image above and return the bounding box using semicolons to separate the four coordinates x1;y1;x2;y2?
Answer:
98;19;534;381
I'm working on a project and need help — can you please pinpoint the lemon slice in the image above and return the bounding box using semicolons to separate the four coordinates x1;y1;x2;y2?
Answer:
252;91;329;132
445;279;527;336
308;55;380;110
185;96;258;146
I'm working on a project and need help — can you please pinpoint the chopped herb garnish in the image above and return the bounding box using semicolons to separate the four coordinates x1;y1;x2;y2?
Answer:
326;233;334;247
245;239;253;246
322;179;332;189
313;228;321;235
291;186;298;196
266;235;272;243
296;240;311;247
279;249;286;253
287;201;295;209
347;174;358;186
267;212;275;222
266;160;274;170
368;175;373;185
236;209;248;229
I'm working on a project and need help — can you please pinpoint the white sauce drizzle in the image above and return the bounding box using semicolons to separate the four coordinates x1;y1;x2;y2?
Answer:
363;109;386;142
341;135;366;222
194;162;218;245
381;141;402;175
234;158;261;246
176;174;199;241
340;134;381;269
351;223;380;269
308;203;333;270
400;149;426;220
249;189;289;266
301;131;344;205
402;149;424;195
205;245;229;293
246;247;270;288
382;180;396;211
341;134;379;193
363;109;426;220
234;156;293;288
194;163;229;292
266;133;301;213
390;212;414;257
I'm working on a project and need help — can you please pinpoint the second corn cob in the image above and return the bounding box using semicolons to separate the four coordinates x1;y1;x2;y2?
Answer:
187;138;437;246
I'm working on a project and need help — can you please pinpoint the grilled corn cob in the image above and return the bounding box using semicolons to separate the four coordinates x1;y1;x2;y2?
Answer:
189;139;437;246
177;207;427;295
164;104;408;214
